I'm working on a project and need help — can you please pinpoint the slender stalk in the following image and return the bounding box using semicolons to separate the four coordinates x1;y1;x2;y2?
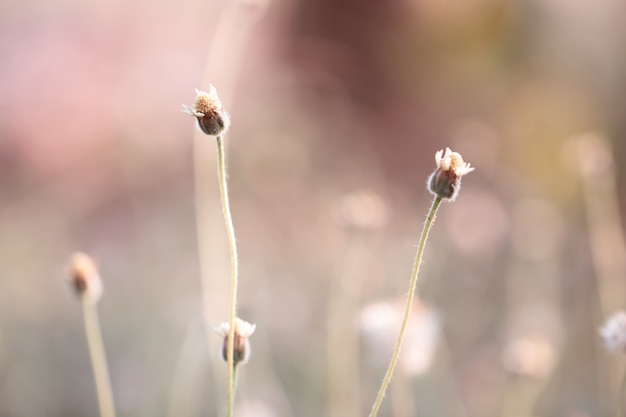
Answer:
166;321;204;417
327;231;372;417
193;125;227;413
390;367;415;417
368;196;443;417
191;7;266;416
216;134;239;417
82;299;116;417
618;365;626;417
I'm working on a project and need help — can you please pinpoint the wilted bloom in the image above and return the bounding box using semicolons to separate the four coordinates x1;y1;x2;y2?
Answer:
182;85;230;136
600;311;626;353
428;147;474;200
215;318;256;367
67;252;103;304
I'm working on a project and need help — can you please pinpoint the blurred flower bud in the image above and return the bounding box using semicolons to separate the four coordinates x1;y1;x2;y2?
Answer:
600;311;626;353
182;85;230;136
67;252;103;304
502;335;555;379
215;318;256;367
428;147;474;200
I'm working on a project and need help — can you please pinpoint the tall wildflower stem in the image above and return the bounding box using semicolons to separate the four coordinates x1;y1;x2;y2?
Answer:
368;196;443;417
82;299;116;417
215;134;239;417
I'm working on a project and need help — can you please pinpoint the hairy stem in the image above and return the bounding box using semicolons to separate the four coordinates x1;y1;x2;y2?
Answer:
216;134;239;417
82;300;116;417
368;196;443;417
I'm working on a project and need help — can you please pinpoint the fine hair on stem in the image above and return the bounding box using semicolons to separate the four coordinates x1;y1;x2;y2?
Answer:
368;196;443;417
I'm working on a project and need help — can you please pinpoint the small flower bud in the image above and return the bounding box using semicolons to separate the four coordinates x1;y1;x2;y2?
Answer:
182;85;230;136
428;147;474;200
214;318;256;367
600;311;626;353
67;252;103;304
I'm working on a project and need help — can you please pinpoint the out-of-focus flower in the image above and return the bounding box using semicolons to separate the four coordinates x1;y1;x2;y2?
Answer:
359;298;439;375
334;189;389;230
502;335;555;379
511;198;564;261
67;252;103;304
182;86;230;136
215;318;257;366
235;399;278;417
600;311;626;353
573;132;614;179
444;188;508;261
428;147;474;200
451;119;500;178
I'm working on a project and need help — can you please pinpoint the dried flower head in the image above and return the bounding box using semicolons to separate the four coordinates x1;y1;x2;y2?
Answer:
428;147;474;200
182;85;230;136
600;311;626;353
67;252;103;304
214;318;256;367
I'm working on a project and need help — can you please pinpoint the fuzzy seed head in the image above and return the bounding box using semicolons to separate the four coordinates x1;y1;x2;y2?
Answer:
181;85;230;136
67;252;103;304
215;318;256;367
428;147;474;200
600;311;626;353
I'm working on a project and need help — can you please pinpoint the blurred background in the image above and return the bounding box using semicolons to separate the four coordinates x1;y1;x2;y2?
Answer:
1;0;626;416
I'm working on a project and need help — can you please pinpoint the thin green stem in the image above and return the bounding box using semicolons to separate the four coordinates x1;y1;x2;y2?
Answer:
216;135;239;417
82;300;116;417
368;196;443;417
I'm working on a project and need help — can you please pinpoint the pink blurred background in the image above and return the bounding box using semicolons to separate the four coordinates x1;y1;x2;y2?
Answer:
1;0;626;416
